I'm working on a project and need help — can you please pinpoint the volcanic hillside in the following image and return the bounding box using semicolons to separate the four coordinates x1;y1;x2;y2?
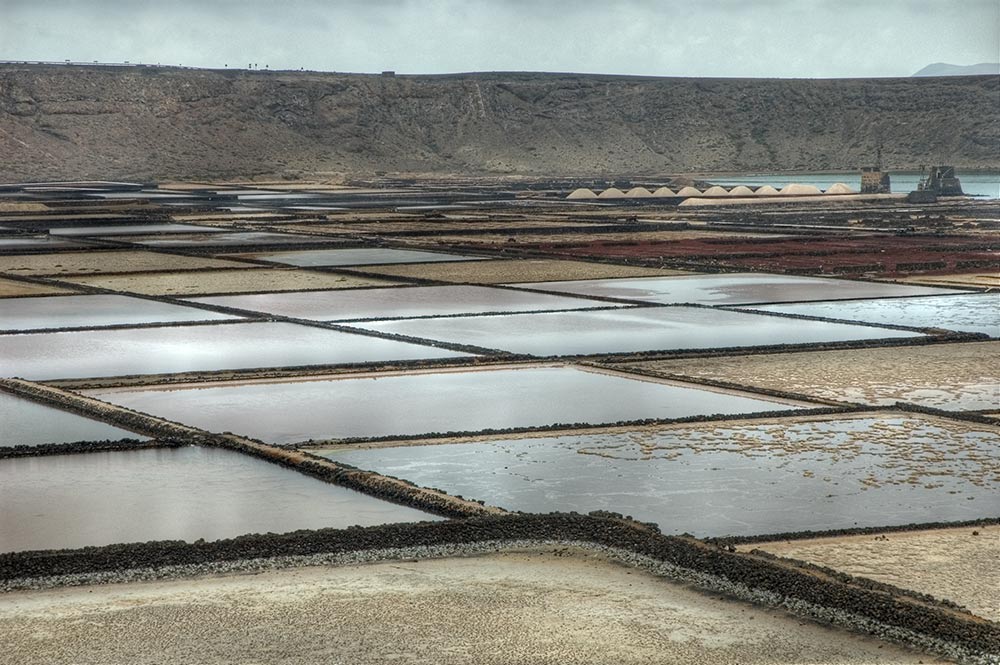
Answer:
0;64;997;181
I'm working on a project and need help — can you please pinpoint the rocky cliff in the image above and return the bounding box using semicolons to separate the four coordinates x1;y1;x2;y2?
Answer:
1;65;996;181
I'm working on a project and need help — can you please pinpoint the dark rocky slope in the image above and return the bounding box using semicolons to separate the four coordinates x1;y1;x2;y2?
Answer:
1;65;996;181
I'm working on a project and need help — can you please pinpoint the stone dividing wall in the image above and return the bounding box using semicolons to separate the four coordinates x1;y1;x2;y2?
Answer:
0;513;996;661
0;438;179;460
0;379;502;520
706;517;1000;548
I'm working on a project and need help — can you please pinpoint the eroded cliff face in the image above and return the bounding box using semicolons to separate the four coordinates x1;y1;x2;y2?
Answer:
1;65;997;181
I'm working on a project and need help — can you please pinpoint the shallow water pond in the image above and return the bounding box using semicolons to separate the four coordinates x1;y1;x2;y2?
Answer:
130;231;337;248
744;293;1000;337
0;321;466;380
0;392;146;447
87;367;802;443
0;446;438;552
187;285;616;321
507;273;961;305
0;294;239;331
244;247;487;267
49;223;225;236
351;307;921;356
322;415;1000;537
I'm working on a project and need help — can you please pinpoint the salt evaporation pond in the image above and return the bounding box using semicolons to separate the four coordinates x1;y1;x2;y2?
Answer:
0;322;466;380
323;415;1000;537
49;223;225;236
187;285;617;321
0;294;239;331
0;446;437;553
744;293;1000;337
245;247;487;268
130;231;338;248
507;273;961;306
0;236;82;249
87;367;802;443
351;307;922;356
0;392;146;447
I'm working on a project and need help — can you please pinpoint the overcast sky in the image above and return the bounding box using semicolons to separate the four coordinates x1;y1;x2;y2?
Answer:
2;0;997;78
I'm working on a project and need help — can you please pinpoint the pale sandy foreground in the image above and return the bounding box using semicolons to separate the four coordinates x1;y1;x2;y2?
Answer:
751;526;1000;623
0;549;945;665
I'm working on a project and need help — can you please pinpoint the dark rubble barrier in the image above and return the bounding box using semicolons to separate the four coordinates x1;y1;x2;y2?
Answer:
0;438;180;460
0;513;996;663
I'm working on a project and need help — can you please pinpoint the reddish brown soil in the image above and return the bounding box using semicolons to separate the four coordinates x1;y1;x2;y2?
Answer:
530;234;998;276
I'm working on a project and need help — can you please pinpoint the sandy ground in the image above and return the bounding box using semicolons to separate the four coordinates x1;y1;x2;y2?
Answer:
619;341;1000;411
0;277;76;297
62;268;399;296
0;549;945;665
349;258;688;283
749;526;1000;622
0;251;247;276
282;220;600;235
895;273;1000;289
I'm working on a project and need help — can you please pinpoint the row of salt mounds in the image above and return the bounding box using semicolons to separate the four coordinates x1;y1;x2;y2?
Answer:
566;186;681;199
675;186;703;197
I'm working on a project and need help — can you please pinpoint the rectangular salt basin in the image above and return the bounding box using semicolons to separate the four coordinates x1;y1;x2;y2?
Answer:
350;307;922;357
0;322;467;381
0;294;239;331
243;247;488;267
186;285;619;321
0;392;146;447
0;236;82;249
322;415;1000;537
506;273;962;306
49;223;225;236
742;293;1000;338
87;367;803;443
128;231;338;248
0;446;437;553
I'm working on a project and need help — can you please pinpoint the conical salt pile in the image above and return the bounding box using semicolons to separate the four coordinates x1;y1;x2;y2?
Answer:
728;185;754;196
754;185;780;196
625;187;653;198
566;188;598;199
780;183;822;195
676;186;702;197
652;186;677;197
597;187;626;199
702;185;730;197
825;183;855;194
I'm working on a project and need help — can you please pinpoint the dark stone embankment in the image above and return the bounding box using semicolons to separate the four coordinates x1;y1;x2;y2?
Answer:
1;513;996;662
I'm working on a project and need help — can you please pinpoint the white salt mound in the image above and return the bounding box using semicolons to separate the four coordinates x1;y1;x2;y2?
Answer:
754;185;781;196
825;183;856;194
728;185;755;196
676;186;702;197
597;188;626;199
567;188;598;200
780;183;823;195
702;186;730;197
625;187;653;198
652;187;677;197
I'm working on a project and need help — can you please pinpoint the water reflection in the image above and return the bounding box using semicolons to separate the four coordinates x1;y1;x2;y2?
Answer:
0;447;438;552
323;416;1000;537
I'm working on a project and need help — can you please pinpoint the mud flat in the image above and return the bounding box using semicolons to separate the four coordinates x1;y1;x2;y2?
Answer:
0;446;437;553
63;268;399;296
0;548;945;665
0;250;247;276
0;294;239;331
0;321;467;380
0;391;146;448
352;306;922;357
0;236;82;250
86;366;803;443
239;247;487;267
749;526;1000;622
508;273;962;306
187;284;617;321
745;293;1000;338
346;258;687;283
618;341;1000;410
322;412;999;537
0;277;74;298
